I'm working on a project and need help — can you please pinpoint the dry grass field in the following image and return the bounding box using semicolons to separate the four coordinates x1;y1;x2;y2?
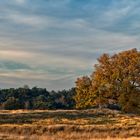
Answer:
0;109;139;140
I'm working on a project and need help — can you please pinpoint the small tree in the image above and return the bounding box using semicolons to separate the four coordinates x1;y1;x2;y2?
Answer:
74;76;92;109
3;97;22;110
32;95;48;109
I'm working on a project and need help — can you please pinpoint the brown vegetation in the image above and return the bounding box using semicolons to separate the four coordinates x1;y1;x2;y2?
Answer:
0;109;139;140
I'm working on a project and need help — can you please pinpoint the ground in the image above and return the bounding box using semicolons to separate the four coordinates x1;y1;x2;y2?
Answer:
0;109;139;140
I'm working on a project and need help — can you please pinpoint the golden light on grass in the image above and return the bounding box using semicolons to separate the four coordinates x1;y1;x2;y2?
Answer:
0;109;139;140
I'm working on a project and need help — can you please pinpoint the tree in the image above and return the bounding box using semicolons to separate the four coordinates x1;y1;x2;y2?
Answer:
91;53;118;108
32;95;48;109
74;76;92;109
3;97;22;110
75;49;140;113
52;88;76;109
92;49;140;113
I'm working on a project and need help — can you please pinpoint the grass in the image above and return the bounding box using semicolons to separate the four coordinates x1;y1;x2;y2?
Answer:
0;109;139;140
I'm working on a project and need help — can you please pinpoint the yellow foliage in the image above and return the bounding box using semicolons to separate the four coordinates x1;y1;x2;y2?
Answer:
75;49;140;113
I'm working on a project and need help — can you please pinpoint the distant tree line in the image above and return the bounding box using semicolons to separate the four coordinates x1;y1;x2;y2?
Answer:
0;86;75;110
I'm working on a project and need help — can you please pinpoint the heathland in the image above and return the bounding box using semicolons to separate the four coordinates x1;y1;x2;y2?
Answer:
0;109;139;140
0;49;140;139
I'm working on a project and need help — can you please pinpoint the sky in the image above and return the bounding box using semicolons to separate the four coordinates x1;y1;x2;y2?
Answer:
0;0;140;90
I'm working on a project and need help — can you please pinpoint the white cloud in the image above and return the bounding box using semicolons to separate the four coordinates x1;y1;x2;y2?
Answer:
0;50;34;61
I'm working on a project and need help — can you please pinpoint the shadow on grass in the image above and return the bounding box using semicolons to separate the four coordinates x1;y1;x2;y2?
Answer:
0;110;117;125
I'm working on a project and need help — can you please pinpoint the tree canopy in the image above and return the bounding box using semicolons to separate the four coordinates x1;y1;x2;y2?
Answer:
75;49;140;113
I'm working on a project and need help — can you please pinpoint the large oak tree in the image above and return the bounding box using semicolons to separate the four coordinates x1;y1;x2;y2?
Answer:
75;49;140;113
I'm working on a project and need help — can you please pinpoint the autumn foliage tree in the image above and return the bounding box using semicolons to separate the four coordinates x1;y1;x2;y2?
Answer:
74;76;92;109
75;49;140;113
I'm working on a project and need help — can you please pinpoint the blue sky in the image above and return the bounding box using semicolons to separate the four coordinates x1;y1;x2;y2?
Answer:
0;0;140;90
